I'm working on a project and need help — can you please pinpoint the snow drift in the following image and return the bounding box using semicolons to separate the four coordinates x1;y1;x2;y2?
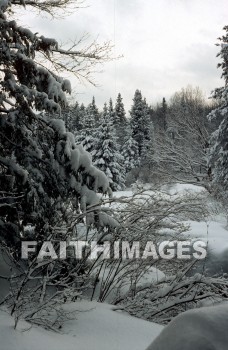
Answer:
146;302;228;350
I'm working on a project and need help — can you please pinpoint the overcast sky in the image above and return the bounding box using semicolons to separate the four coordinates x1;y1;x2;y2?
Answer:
19;0;227;111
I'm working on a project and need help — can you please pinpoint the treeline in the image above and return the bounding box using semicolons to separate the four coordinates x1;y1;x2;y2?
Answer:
60;86;219;190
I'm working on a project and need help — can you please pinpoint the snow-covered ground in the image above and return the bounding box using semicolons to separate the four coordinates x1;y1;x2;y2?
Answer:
146;302;228;350
1;182;228;349
0;301;163;350
170;184;228;252
114;183;228;254
185;219;228;253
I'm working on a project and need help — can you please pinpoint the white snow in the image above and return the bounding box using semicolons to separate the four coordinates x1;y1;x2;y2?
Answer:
49;119;66;135
70;148;80;172
146;302;228;350
62;79;72;94
184;218;228;254
1;183;228;349
168;183;205;194
0;301;163;350
113;184;228;255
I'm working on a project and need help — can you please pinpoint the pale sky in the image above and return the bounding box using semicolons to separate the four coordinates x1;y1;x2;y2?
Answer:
18;0;227;112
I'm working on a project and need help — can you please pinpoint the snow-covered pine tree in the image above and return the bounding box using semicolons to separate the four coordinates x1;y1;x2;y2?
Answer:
79;103;86;127
57;101;83;133
77;128;94;155
92;113;125;191
78;131;96;154
130;90;152;158
87;96;100;126
0;0;117;328
75;101;97;153
122;126;139;173
84;102;96;129
108;98;115;125
66;101;85;132
114;93;127;144
208;26;228;198
102;102;109;120
0;0;112;254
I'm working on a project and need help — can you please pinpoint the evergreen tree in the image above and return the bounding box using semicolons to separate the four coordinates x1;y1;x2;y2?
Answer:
102;102;109;120
75;100;99;154
130;90;151;157
114;93;127;144
108;98;115;125
88;96;100;126
70;101;85;132
84;103;96;129
76;107;96;153
61;101;85;133
0;0;112;249
92;115;125;191
122;126;139;172
0;0;116;328
79;130;96;154
209;26;228;196
115;93;126;124
79;103;86;128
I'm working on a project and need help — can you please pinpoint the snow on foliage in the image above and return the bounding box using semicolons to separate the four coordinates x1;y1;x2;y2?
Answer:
114;93;128;144
92;113;125;191
0;0;119;333
122;126;139;172
208;26;228;199
49;118;66;134
0;0;114;250
130;90;152;158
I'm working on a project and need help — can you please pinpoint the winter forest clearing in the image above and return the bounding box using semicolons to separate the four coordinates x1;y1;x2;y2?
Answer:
1;0;228;349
